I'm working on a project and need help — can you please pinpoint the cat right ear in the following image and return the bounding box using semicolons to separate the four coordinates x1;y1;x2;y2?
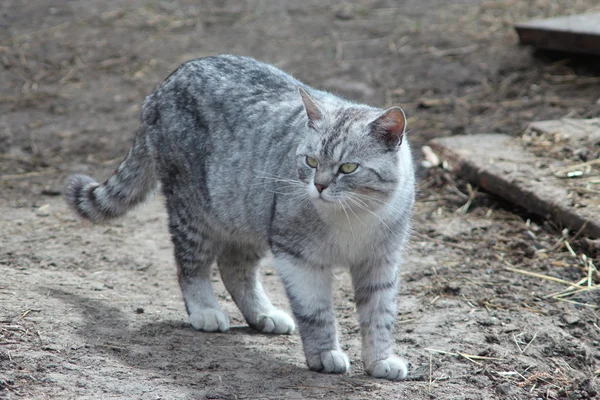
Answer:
298;87;323;127
368;107;406;148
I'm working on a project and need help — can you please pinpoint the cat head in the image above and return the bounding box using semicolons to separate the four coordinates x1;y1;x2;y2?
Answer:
295;87;408;214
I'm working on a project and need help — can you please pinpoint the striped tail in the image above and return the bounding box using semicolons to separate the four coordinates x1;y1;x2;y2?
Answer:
65;133;157;223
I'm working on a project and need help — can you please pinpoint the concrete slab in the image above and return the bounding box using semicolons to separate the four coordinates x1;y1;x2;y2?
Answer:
430;129;600;238
515;13;600;55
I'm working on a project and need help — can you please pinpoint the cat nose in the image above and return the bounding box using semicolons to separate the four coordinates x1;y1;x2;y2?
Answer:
314;183;327;193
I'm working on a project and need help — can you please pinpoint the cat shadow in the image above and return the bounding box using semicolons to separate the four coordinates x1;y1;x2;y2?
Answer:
43;288;314;393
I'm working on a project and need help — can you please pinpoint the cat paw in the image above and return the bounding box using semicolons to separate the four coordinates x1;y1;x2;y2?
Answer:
189;308;230;332
308;350;350;374
256;310;295;334
366;355;408;381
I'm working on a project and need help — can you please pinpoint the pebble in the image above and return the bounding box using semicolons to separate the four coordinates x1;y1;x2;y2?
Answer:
501;324;519;333
496;383;513;395
35;204;51;217
563;314;580;325
477;317;499;326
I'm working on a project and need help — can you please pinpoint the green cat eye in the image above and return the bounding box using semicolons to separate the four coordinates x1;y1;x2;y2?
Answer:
306;156;318;168
339;163;359;174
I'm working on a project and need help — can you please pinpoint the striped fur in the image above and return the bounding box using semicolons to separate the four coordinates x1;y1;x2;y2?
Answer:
65;133;157;222
65;55;415;380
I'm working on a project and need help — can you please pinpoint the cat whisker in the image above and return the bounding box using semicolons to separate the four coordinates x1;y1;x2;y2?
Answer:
262;187;305;196
297;196;312;209
251;179;304;187
285;188;311;202
251;181;306;195
254;171;302;182
347;195;370;211
253;177;302;183
337;199;355;238
351;192;405;215
343;198;368;229
347;196;393;233
266;184;305;191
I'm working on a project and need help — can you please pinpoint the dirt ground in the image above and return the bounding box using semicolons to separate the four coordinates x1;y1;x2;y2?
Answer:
2;1;600;399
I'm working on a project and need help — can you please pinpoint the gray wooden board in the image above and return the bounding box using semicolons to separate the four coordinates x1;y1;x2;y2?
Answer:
515;13;600;55
429;133;600;239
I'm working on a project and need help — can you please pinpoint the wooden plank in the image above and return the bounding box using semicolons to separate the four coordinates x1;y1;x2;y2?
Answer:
429;132;600;239
515;13;600;56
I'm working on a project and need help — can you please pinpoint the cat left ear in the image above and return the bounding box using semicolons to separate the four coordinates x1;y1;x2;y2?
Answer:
369;107;406;148
298;87;323;127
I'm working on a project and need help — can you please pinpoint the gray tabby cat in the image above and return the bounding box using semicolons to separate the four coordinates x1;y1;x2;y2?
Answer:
66;55;415;380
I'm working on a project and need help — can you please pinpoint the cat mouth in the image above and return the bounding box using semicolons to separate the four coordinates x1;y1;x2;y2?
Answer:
315;196;332;203
315;194;338;204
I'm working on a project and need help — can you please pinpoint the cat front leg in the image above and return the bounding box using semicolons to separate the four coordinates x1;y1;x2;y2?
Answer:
351;258;408;380
275;254;349;374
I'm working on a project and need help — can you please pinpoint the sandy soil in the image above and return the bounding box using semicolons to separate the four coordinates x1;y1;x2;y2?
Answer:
1;1;599;399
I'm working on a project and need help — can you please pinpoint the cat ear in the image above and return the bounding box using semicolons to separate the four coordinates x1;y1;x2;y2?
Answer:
369;107;406;147
298;87;323;126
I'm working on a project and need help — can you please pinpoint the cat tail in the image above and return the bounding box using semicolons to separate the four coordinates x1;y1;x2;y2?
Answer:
65;130;157;223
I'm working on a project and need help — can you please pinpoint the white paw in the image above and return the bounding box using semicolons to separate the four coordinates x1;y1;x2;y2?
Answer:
257;310;295;334
309;350;350;374
189;308;230;332
366;355;408;381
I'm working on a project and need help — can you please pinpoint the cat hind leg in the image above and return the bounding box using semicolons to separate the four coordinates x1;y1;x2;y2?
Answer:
170;214;229;332
218;245;294;334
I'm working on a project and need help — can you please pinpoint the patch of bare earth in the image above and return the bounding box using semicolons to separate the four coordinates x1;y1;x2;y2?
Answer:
1;1;599;399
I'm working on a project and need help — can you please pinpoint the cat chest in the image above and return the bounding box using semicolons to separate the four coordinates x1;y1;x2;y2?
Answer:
313;228;385;266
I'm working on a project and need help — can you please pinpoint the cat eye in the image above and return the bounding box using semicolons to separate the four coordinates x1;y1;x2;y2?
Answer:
339;163;359;174
306;156;318;168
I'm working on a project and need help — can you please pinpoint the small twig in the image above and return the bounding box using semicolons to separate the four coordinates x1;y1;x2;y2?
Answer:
554;159;600;178
544;277;589;298
513;334;523;353
551;229;570;252
455;184;476;214
100;343;128;350
425;348;502;366
564;241;577;258
283;385;339;390
428;44;478;57
521;331;538;354
0;169;58;181
413;232;473;251
503;266;577;287
425;348;456;356
457;353;503;361
429;352;433;391
554;297;598;308
588;259;597;287
554;286;600;298
397;318;418;324
426;348;481;365
550;285;600;299
570;221;589;242
6;21;71;44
